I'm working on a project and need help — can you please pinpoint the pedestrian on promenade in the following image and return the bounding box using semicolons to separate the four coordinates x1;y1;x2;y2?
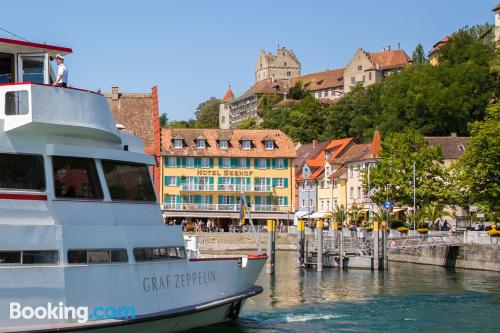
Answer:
52;54;68;87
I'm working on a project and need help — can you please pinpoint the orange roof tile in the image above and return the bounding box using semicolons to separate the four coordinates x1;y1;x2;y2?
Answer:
429;36;450;56
367;50;411;71
161;128;296;158
221;87;235;103
290;68;344;91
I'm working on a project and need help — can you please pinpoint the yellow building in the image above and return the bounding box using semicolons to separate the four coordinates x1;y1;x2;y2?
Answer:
160;128;296;225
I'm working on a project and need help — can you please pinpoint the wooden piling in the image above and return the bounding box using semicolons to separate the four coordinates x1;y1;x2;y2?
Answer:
339;225;344;269
382;221;388;270
297;219;305;268
266;219;276;274
373;221;380;270
316;219;324;272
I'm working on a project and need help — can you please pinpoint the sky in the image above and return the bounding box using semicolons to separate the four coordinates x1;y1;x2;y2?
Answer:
1;1;497;121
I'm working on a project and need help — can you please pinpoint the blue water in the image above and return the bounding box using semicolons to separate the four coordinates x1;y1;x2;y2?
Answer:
190;252;500;332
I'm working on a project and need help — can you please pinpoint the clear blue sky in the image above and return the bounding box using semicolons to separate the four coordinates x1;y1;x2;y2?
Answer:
1;0;496;121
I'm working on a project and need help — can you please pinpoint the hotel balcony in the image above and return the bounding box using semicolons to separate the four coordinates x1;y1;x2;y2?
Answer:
161;203;293;213
179;184;273;193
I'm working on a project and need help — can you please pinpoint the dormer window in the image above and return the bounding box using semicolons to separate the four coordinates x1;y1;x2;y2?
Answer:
196;139;206;149
219;140;229;150
241;140;252;150
264;140;274;150
174;139;183;149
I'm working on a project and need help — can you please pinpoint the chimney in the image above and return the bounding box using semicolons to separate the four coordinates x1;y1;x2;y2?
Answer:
312;139;318;148
397;42;401;49
111;85;119;101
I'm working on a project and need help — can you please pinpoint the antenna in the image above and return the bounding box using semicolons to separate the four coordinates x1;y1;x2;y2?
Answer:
0;27;30;42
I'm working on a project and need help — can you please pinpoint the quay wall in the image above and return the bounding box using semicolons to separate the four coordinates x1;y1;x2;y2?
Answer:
187;232;298;252
389;244;500;272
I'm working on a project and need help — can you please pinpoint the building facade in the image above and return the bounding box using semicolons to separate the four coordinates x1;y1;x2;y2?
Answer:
495;3;500;43
343;48;411;92
255;47;301;83
160;129;296;225
290;67;345;101
104;84;161;195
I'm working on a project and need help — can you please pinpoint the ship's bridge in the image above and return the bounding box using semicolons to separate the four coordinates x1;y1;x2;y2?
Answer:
0;38;121;143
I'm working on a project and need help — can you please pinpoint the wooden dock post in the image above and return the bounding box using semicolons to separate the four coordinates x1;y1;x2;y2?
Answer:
266;219;276;274
339;225;344;269
297;219;305;268
373;221;380;270
382;221;388;270
316;219;324;272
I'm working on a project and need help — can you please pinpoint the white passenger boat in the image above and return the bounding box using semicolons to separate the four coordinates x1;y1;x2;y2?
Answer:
0;37;266;332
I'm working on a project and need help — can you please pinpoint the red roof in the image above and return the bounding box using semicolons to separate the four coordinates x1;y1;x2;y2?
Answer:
367;50;411;71
0;37;72;54
221;87;235;103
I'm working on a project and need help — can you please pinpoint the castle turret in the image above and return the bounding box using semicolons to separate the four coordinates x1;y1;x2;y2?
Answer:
219;86;234;129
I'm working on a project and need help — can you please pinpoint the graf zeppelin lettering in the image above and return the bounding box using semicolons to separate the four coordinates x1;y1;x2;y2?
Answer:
142;270;216;292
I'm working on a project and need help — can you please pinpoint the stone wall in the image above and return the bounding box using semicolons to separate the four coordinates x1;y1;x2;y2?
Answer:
190;232;297;252
389;244;500;272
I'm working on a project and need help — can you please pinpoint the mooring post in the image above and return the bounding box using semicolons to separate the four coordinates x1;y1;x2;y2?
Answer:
266;219;276;274
382;221;388;270
339;225;344;269
332;221;338;263
316;219;324;272
373;221;380;270
297;219;305;268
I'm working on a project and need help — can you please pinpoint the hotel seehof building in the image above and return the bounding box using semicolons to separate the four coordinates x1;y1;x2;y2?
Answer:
160;128;297;225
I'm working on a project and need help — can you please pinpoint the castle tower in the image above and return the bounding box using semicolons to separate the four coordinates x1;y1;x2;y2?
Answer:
255;47;301;83
219;86;234;129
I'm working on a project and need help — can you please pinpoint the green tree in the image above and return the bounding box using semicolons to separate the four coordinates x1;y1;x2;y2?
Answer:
420;202;450;227
159;113;168;127
262;95;328;143
169;119;196;128
364;128;453;208
328;204;350;225
194;97;220;128
236;116;260;129
412;43;427;65
287;81;310;100
454;102;500;218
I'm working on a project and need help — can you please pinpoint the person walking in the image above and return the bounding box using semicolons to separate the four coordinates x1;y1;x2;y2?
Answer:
52;54;68;87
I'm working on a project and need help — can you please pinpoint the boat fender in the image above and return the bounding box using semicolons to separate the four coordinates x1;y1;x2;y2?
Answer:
227;300;243;320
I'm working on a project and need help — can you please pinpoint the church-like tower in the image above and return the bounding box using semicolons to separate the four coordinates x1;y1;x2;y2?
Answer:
255;47;301;83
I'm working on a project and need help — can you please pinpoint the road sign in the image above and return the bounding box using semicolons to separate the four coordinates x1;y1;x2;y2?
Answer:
477;213;485;218
384;200;392;209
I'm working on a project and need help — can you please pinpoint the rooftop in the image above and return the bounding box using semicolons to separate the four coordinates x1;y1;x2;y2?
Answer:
290;67;344;91
424;136;470;160
161;128;296;158
367;49;412;71
233;79;290;102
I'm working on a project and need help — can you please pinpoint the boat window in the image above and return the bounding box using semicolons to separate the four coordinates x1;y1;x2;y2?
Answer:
0;251;21;264
101;160;156;202
0;250;58;265
133;247;186;262
52;157;103;200
0;153;45;191
5;90;29;115
67;249;128;264
0;53;14;83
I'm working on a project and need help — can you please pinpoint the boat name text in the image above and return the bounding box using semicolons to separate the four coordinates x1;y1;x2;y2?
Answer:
142;270;216;292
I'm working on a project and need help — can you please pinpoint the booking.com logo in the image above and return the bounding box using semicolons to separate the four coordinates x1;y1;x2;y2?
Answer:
9;302;136;323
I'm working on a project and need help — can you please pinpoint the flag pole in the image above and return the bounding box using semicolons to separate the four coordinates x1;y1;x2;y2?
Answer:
241;191;261;254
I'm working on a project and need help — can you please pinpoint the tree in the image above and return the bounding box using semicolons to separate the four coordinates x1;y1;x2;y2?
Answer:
236;116;260;129
412;43;427;65
159;113;168;127
287;81;310;100
169;119;196;128
194;97;220;128
454;102;500;218
328;204;349;225
262;95;329;143
420;202;450;227
364;128;454;209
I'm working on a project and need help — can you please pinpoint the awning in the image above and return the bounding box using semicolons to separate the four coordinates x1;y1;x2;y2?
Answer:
310;211;329;219
393;208;406;213
294;210;312;225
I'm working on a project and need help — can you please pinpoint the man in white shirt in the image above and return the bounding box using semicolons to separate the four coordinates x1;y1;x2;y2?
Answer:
52;54;68;87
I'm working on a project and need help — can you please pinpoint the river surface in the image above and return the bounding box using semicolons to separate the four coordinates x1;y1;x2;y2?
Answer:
189;251;500;333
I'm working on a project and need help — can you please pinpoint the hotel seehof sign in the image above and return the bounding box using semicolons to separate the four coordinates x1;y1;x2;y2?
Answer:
196;169;254;177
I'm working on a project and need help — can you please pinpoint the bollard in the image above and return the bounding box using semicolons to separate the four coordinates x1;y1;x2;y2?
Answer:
382;221;388;270
297;219;305;268
332;221;338;258
316;219;324;272
339;225;344;269
266;219;276;274
373;221;380;270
